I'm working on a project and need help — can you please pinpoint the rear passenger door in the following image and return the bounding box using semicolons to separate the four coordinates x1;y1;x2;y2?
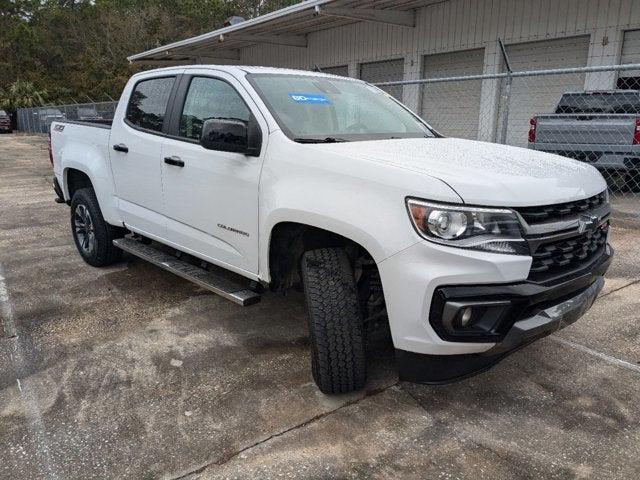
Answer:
110;73;180;239
160;71;267;276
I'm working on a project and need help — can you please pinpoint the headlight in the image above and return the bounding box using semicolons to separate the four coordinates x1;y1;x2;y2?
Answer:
406;199;528;255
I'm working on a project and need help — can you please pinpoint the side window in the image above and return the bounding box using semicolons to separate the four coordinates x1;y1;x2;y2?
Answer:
126;77;175;132
179;77;250;141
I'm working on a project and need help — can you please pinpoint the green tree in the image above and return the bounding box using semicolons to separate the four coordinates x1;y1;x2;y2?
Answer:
0;0;301;103
0;79;48;110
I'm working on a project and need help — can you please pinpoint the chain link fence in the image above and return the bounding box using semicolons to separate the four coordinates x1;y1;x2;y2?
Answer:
374;64;640;202
16;101;117;134
14;64;640;205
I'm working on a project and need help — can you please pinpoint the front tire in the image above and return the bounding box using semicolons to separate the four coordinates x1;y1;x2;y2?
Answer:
70;188;124;267
300;248;366;394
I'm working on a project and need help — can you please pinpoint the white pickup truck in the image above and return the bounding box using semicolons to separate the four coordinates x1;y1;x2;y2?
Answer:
51;66;612;394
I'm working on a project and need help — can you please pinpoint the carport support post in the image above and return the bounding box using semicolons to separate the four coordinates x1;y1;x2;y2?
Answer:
478;40;503;142
348;62;359;79
498;38;512;145
402;52;423;113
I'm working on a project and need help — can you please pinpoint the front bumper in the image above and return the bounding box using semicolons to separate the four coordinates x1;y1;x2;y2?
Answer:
395;248;611;384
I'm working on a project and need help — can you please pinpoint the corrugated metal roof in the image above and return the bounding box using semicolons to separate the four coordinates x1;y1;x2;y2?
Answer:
128;0;441;63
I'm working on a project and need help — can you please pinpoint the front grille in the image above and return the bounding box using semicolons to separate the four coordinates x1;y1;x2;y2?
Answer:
528;222;609;282
516;191;607;224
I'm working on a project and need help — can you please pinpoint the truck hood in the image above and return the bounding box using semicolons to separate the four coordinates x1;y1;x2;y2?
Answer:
309;137;607;206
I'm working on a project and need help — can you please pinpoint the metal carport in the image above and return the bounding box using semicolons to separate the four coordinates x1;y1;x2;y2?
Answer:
127;0;438;65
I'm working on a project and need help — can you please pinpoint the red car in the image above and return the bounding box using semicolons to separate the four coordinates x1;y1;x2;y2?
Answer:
0;110;12;133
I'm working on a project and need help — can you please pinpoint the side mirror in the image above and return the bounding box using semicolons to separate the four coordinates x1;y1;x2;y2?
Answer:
200;115;262;157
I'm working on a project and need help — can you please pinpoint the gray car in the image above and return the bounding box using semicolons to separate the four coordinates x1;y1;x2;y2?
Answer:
34;108;66;133
77;106;103;122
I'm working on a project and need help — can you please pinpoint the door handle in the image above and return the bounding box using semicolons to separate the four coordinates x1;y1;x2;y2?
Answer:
164;156;185;167
113;143;128;153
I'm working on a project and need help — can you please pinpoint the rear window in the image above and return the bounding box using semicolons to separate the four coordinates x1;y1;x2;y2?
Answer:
555;92;640;114
126;77;175;132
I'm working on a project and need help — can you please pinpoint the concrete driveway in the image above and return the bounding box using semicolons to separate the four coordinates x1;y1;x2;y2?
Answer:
1;134;639;479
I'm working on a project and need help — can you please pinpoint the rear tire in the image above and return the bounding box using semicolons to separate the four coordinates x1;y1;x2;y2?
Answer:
70;188;124;267
300;248;366;394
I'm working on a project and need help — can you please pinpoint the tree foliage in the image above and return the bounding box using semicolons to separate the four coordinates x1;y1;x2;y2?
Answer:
0;79;48;110
0;0;299;106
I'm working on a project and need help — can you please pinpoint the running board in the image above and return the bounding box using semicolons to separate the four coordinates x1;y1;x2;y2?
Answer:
113;237;261;306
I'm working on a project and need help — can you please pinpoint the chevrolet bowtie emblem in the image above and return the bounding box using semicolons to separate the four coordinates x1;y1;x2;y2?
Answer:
577;214;599;234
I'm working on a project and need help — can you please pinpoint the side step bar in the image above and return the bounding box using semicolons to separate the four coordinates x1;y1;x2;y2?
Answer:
113;237;261;306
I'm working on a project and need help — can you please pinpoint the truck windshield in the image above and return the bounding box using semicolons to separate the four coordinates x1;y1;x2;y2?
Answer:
555;92;640;114
247;73;434;142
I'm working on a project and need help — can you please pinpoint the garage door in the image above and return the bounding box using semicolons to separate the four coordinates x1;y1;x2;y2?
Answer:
420;48;484;140
360;59;404;101
502;36;590;147
321;65;349;77
619;30;640;89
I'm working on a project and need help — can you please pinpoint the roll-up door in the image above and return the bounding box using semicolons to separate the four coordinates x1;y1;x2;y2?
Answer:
360;59;405;101
502;36;590;147
420;48;484;139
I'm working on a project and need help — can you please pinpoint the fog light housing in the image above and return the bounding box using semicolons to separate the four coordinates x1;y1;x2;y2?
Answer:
439;299;513;340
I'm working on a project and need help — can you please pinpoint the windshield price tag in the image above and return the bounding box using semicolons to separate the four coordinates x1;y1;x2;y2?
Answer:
288;93;331;105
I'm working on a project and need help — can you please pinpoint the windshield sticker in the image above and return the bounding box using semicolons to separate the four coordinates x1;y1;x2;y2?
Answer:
288;93;331;105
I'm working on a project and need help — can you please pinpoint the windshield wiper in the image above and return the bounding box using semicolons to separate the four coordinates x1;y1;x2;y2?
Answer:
293;137;348;143
387;135;433;140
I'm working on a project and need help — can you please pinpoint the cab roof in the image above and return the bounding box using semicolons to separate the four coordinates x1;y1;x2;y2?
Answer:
132;64;359;81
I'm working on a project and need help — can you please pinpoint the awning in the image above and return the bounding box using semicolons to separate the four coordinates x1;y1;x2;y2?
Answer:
128;0;439;64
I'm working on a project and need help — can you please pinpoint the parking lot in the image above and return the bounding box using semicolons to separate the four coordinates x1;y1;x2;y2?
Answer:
1;134;639;479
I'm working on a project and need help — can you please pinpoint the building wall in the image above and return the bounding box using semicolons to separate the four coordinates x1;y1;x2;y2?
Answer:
241;0;640;70
237;0;640;141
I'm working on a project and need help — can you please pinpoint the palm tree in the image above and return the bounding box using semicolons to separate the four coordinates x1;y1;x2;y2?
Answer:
0;80;48;130
0;80;48;111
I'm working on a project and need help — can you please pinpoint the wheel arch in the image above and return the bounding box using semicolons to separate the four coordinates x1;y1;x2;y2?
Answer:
265;220;380;291
64;167;94;200
62;165;123;227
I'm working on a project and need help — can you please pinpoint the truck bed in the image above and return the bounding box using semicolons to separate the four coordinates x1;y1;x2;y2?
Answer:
50;120;113;188
56;118;113;129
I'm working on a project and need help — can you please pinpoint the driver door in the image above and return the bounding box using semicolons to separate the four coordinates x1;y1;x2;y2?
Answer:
160;71;266;276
